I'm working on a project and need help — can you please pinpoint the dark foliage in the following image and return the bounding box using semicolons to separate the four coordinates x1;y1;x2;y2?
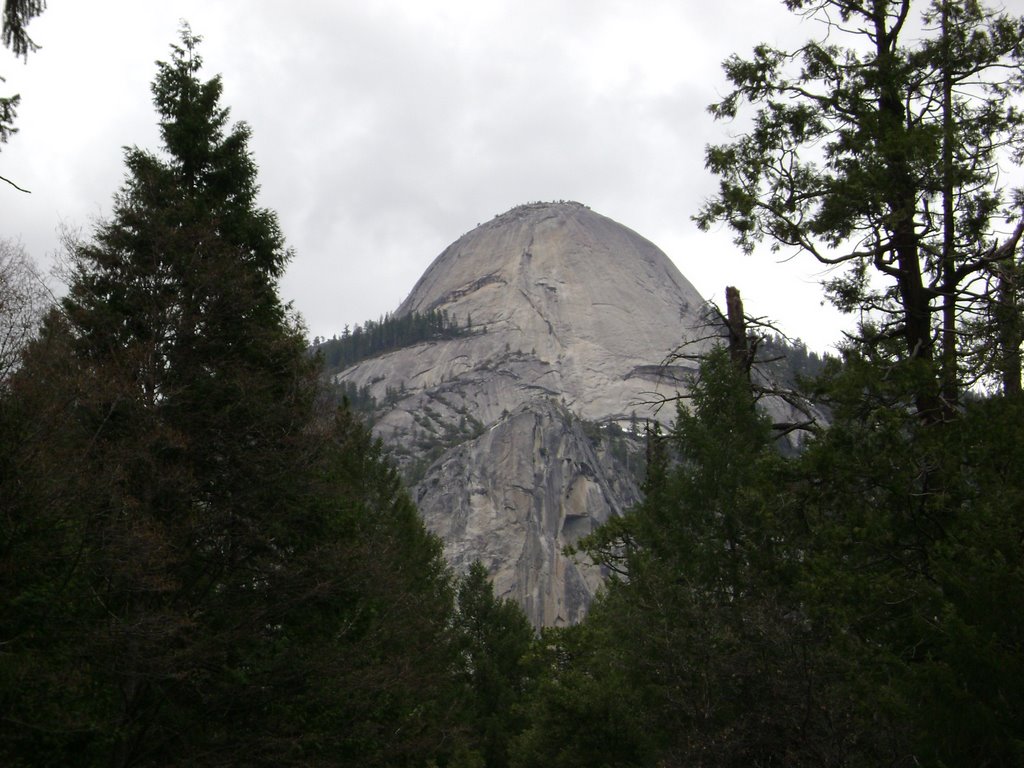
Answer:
316;309;470;374
452;562;535;768
0;28;462;767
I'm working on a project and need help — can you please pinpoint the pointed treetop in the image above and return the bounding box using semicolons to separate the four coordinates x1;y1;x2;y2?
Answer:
149;24;253;201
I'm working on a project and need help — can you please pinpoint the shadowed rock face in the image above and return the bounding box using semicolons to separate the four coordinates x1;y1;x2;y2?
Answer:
336;202;712;626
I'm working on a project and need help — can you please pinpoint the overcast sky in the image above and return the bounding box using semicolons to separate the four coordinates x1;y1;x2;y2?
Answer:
2;0;853;351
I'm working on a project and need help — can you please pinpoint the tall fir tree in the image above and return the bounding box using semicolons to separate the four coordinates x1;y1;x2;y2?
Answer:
0;27;459;767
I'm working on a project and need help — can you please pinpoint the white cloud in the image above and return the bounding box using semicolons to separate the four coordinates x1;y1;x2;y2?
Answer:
2;0;849;351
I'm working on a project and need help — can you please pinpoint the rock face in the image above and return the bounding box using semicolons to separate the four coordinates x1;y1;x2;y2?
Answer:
336;202;712;626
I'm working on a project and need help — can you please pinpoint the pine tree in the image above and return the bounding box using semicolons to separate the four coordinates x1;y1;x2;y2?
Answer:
696;0;1024;412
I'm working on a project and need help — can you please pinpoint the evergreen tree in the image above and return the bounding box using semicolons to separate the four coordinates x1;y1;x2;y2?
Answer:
692;4;1024;758
511;621;654;768
696;0;1024;412
317;308;469;375
453;562;534;768
0;28;459;767
560;348;850;767
789;352;1024;767
1;0;43;61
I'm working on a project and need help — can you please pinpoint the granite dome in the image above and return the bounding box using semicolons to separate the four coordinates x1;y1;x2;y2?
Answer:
336;202;714;625
394;201;709;422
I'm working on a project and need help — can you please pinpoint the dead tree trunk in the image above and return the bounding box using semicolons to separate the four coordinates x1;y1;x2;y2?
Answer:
725;285;752;382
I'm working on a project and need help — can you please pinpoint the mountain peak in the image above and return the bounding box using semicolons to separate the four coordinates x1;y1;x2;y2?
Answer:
395;202;709;418
340;204;713;625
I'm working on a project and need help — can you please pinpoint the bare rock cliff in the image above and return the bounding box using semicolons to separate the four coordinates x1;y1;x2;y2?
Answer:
336;202;712;626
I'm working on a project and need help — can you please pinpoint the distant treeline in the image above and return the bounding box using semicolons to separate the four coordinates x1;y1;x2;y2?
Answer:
760;334;833;384
314;309;472;373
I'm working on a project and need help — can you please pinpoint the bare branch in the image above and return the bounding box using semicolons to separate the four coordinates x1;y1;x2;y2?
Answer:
0;172;30;193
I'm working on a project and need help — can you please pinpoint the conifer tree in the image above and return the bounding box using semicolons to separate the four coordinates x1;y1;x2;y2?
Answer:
0;27;459;767
696;0;1024;412
563;348;848;767
453;562;534;768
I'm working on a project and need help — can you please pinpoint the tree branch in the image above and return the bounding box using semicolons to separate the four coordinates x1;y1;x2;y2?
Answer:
0;172;30;193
